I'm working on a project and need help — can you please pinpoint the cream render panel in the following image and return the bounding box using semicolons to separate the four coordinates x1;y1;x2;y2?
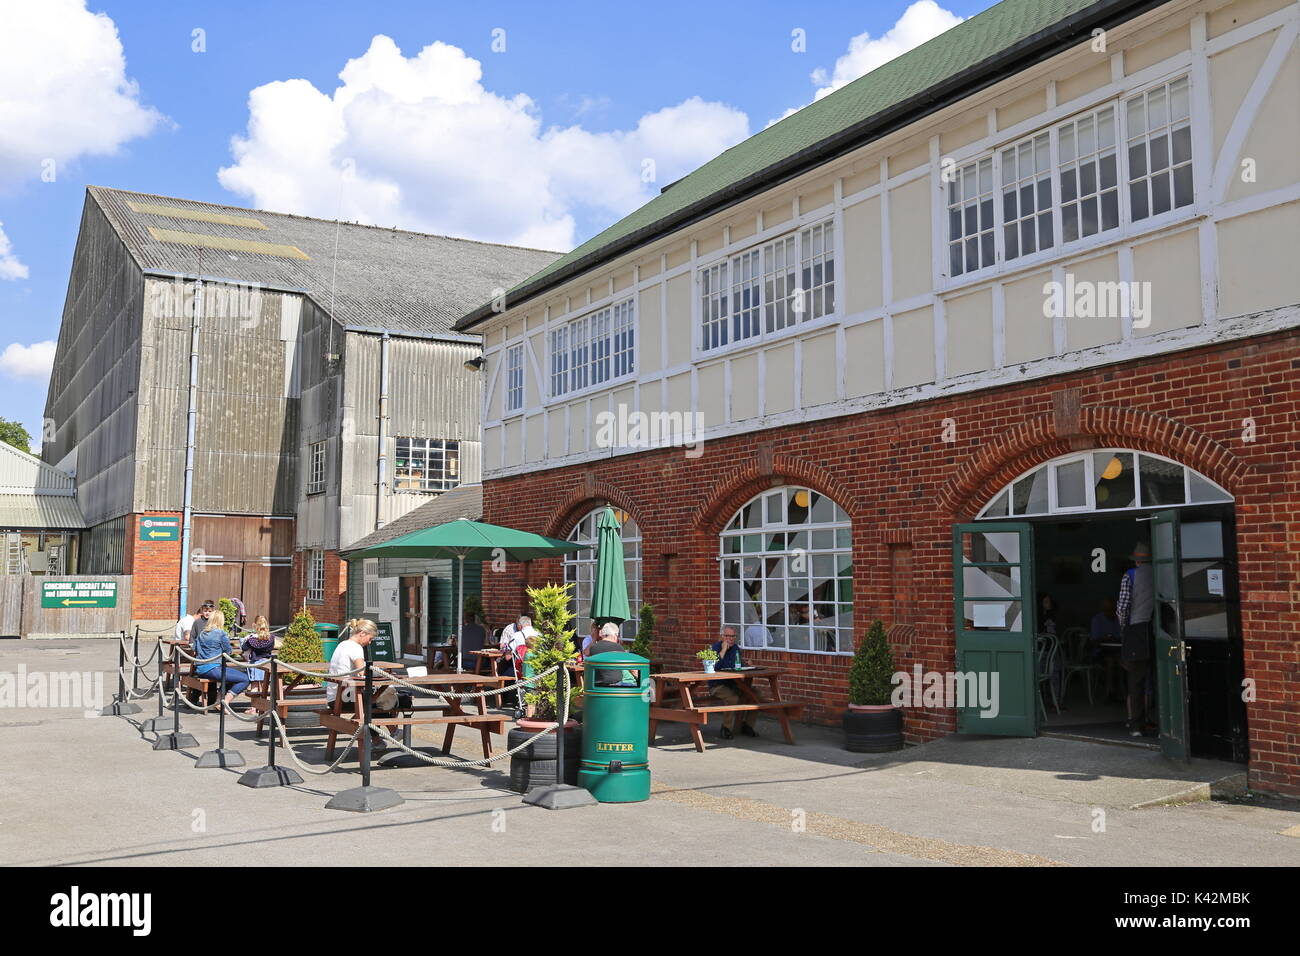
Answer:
891;306;936;388
765;343;797;415
844;320;885;396
638;285;662;374
665;371;692;419
1064;252;1124;350
1133;231;1201;336
890;177;931;302
548;409;567;459
1218;200;1300;316
568;400;589;455
730;353;760;420
843;197;883;313
1224;44;1300;201
525;413;545;462
945;289;994;377
1004;270;1056;365
665;274;692;367
801;331;838;408
502;419;522;468
698;363;726;427
483;425;502;473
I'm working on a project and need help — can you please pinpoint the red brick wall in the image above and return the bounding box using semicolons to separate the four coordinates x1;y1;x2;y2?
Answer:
290;549;348;626
126;512;182;620
482;330;1300;796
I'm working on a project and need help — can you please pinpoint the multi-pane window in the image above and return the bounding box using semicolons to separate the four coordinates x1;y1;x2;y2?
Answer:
548;299;635;398
1126;76;1193;221
504;344;524;414
1000;132;1053;260
306;440;326;495
719;486;853;655
394;438;460;492
699;218;836;352
799;220;836;319
612;299;634;378
564;509;642;641
1059;106;1120;242
947;157;995;276
307;550;325;603
946;77;1194;277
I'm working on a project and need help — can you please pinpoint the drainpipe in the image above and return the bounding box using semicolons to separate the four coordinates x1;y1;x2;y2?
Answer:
177;276;202;617
375;332;390;530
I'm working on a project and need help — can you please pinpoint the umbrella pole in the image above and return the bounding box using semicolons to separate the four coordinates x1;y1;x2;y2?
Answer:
456;554;464;673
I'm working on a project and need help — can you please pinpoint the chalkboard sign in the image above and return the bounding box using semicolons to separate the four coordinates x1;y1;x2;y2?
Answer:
370;622;398;663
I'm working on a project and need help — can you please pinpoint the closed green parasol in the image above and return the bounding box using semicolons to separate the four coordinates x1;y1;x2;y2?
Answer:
588;506;632;630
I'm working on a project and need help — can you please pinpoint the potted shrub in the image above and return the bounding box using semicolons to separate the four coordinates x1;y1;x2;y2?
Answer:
507;582;582;792
696;647;719;674
462;592;485;624
218;598;240;634
278;609;324;728
843;620;903;752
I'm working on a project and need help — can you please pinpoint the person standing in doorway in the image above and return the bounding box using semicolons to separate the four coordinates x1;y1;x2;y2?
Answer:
1116;542;1156;737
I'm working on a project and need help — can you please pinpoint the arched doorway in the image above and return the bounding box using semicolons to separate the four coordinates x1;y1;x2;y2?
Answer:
955;449;1246;762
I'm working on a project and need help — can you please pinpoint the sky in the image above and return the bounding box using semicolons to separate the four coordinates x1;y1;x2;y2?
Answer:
0;0;997;451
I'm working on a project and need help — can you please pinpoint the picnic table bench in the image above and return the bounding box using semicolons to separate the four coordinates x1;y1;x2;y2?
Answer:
320;672;509;760
648;668;804;752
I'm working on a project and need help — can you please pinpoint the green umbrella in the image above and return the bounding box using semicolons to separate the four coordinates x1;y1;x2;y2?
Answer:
348;518;587;671
589;506;632;632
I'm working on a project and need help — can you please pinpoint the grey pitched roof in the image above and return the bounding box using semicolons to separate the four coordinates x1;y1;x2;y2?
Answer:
341;483;483;555
0;442;84;529
88;186;561;342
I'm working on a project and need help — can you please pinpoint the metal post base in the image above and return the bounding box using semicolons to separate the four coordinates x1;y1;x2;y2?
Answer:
521;783;600;810
238;765;304;788
153;732;198;751
101;700;142;716
325;785;405;813
139;716;167;732
195;748;246;769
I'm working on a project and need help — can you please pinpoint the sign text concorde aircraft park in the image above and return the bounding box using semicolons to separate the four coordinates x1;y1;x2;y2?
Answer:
138;517;181;541
40;580;119;609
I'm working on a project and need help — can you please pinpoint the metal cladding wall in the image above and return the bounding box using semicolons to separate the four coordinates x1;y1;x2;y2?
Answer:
41;200;144;528
135;277;302;516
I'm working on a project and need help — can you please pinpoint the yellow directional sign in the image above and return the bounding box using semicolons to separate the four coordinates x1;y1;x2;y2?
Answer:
139;516;181;541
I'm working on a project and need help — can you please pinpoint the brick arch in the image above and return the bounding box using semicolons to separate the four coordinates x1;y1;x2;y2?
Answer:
542;479;648;540
692;453;862;535
937;405;1249;520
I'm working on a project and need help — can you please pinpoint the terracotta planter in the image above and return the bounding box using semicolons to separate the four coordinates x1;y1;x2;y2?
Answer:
847;703;895;713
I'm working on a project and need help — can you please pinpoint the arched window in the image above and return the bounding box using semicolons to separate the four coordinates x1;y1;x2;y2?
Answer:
719;486;852;654
977;449;1231;518
564;508;642;641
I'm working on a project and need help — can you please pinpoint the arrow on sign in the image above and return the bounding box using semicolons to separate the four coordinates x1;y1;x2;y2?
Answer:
62;599;97;606
148;531;172;538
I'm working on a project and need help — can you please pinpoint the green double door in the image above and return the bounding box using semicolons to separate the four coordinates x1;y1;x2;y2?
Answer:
952;515;1191;760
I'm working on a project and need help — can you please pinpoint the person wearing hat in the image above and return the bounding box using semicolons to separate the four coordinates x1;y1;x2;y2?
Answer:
1116;542;1156;736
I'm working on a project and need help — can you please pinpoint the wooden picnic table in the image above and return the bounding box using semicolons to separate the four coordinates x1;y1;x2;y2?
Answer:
648;667;804;752
320;671;510;761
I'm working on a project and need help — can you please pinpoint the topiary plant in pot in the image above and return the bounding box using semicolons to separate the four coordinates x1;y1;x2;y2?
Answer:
507;582;583;792
276;609;324;728
843;620;903;753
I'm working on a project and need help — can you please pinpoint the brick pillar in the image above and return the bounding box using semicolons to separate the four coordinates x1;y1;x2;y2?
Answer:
128;512;183;620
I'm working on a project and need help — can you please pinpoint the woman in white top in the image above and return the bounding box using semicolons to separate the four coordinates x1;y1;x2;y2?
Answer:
326;618;375;705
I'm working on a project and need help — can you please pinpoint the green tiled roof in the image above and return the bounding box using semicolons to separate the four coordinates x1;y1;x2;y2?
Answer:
456;0;1162;330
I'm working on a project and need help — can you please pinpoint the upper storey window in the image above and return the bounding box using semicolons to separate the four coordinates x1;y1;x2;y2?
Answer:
549;298;635;399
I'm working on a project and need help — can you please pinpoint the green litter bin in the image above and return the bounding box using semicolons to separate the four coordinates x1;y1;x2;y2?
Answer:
315;622;341;663
578;651;650;803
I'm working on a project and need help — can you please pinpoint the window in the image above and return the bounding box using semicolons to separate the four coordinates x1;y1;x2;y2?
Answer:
504;344;524;414
699;218;837;352
1126;76;1193;221
976;449;1231;519
394;438;460;492
307;440;326;495
549;299;635;398
946;77;1194;277
564;509;642;641
307;550;325;603
948;157;995;276
719;486;853;655
362;558;380;613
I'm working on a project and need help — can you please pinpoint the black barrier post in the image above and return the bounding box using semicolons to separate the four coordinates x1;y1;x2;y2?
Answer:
196;655;244;769
523;662;597;810
101;633;140;715
239;653;302;787
153;643;197;749
140;629;167;732
326;642;403;812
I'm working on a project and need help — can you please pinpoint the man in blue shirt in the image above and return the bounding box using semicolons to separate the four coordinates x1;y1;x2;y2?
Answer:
707;627;756;740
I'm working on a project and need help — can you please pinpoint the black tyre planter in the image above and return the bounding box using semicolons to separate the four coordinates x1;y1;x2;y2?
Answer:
283;709;320;729
843;707;903;753
507;724;580;792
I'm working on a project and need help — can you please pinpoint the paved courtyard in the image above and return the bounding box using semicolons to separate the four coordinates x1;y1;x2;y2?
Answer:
2;639;1297;867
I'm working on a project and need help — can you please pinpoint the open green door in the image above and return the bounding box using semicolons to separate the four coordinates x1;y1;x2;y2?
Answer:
953;523;1037;736
1150;510;1191;761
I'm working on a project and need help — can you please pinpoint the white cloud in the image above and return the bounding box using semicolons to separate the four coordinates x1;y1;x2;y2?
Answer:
0;340;56;380
0;222;27;280
218;36;749;250
773;1;965;124
0;0;163;183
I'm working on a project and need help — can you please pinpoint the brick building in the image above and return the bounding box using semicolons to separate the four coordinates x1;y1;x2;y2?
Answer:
456;0;1300;793
43;187;558;631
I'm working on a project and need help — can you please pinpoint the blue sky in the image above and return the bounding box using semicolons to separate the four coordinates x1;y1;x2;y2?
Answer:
0;0;996;449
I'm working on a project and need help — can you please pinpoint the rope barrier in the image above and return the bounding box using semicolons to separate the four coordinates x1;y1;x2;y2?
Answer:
376;663;561;701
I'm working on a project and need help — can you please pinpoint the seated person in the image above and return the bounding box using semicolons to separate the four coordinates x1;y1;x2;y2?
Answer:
192;611;252;708
459;612;486;669
328;619;401;714
581;621;601;657
706;627;756;739
239;615;276;698
586;622;633;686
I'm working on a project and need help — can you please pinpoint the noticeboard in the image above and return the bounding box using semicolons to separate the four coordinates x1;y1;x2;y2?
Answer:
370;622;398;663
41;580;118;609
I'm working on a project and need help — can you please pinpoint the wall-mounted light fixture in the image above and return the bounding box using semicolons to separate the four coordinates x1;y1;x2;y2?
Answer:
463;355;485;372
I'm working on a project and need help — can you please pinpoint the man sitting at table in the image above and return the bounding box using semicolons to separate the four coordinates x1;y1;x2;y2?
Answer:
459;611;486;670
707;626;757;740
586;621;632;686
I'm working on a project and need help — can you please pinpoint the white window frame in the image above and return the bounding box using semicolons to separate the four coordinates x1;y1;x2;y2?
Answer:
307;549;325;603
306;440;327;495
696;217;838;357
504;344;524;415
394;437;461;493
941;74;1196;284
549;298;636;400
